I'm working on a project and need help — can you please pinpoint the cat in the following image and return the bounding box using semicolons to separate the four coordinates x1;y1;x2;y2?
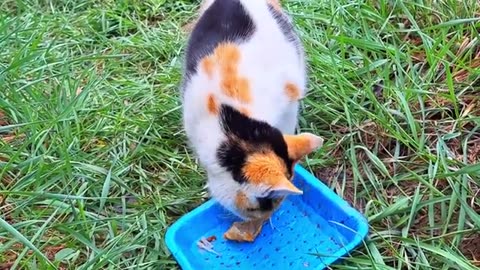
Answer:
180;0;324;222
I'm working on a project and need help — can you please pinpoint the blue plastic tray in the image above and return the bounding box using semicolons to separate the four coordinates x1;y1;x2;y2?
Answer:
166;165;369;269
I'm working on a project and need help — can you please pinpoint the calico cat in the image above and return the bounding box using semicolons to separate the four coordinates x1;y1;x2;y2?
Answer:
181;0;324;222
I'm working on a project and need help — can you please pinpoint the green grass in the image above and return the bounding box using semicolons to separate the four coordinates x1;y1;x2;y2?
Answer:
0;0;479;269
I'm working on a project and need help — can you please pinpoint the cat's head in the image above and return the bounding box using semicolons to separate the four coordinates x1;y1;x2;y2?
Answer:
216;105;323;220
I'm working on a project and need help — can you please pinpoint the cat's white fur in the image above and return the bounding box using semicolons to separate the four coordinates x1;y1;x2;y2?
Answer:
182;0;310;220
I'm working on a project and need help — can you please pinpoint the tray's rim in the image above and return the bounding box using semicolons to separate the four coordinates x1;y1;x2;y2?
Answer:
165;164;369;269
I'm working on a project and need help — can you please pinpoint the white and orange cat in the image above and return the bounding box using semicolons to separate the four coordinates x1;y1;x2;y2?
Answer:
181;0;324;222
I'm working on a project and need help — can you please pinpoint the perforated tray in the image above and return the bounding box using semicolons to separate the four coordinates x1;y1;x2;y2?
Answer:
165;165;369;269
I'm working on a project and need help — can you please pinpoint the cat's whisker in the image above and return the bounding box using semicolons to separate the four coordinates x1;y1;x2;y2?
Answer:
269;217;276;231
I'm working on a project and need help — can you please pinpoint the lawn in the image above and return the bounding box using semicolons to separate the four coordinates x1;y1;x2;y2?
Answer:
0;0;479;269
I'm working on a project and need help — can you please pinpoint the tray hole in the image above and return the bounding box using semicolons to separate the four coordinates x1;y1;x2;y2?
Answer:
287;240;291;244
289;262;293;266
236;262;241;265
275;247;280;251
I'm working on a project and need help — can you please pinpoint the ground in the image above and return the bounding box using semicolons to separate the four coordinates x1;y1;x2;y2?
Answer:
0;0;479;269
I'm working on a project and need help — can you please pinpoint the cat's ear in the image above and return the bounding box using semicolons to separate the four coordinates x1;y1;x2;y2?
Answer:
268;177;303;198
283;132;324;160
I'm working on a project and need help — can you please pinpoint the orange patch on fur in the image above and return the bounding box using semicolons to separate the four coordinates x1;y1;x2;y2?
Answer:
221;74;237;97
221;76;252;103
235;191;252;209
236;77;251;103
239;107;250;117
200;56;215;79
242;151;287;186
267;0;282;11
285;82;300;101
242;151;302;195
215;43;241;66
207;93;219;115
212;43;252;103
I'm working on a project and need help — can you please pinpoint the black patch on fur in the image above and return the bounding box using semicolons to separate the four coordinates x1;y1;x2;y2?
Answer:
183;0;255;84
256;197;274;212
267;5;301;56
217;141;248;184
216;105;294;183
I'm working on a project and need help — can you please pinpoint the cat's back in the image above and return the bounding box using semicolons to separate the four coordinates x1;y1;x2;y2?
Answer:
182;0;306;139
183;0;305;89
